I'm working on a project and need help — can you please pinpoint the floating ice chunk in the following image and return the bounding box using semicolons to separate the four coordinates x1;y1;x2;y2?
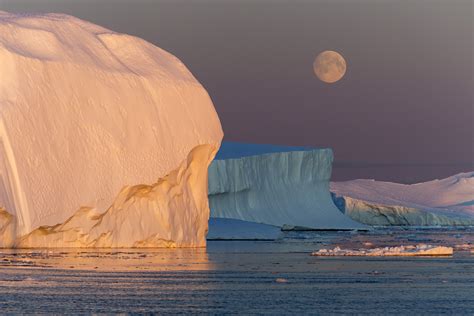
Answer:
275;278;288;283
454;243;473;251
312;244;454;256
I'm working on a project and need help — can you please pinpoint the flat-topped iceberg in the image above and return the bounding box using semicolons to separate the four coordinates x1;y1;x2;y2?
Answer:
208;143;366;230
0;11;222;247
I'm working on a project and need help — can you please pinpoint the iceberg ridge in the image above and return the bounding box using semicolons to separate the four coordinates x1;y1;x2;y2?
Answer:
331;172;474;226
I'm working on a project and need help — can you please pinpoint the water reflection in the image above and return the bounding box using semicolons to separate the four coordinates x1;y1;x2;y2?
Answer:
0;227;472;272
0;228;472;314
0;248;213;271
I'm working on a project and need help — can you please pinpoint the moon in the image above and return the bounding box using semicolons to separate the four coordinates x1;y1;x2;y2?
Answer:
313;50;347;83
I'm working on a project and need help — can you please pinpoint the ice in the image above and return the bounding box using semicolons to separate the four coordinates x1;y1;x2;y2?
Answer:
332;196;474;226
208;144;366;230
312;244;454;256
16;146;217;248
275;278;289;283
0;208;15;247
207;218;282;240
0;12;222;247
331;172;474;226
454;243;474;251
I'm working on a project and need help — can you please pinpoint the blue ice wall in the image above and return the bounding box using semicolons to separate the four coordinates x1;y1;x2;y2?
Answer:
214;142;316;160
208;143;365;230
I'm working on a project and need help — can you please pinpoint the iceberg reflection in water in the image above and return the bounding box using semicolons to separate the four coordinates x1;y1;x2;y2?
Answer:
0;227;473;314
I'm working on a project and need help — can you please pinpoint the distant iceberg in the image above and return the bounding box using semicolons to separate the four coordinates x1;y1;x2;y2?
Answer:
208;142;366;230
331;172;474;226
0;12;222;247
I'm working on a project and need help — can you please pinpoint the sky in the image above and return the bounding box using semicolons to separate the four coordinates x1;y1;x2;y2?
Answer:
1;0;472;183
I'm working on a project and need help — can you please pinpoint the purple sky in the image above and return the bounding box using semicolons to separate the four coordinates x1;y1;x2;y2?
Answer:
2;0;473;183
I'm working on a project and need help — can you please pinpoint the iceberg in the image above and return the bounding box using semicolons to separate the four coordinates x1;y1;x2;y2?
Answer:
207;218;282;240
0;12;222;247
331;172;474;226
208;143;366;230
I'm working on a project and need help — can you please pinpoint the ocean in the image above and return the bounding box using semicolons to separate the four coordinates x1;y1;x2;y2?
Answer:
1;227;473;314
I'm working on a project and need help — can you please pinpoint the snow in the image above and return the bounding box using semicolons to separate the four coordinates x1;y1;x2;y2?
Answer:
208;145;366;230
207;218;282;240
312;244;454;256
331;172;474;226
0;12;222;247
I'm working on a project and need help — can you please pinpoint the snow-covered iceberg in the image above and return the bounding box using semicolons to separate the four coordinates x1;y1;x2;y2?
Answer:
331;172;474;226
0;12;222;247
208;143;366;230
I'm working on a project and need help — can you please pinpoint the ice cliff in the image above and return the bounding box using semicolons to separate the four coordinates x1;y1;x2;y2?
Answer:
0;12;222;247
331;172;474;226
208;143;366;230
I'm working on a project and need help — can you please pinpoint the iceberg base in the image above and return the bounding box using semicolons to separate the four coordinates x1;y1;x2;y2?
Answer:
1;145;216;248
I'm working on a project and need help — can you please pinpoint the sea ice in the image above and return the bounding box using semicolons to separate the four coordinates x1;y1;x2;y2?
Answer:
312;244;454;256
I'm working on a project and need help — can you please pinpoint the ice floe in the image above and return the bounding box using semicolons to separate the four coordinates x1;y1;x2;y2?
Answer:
312;244;454;256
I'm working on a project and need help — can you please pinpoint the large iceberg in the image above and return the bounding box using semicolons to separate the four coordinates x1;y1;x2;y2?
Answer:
208;142;366;230
0;12;223;247
331;172;474;226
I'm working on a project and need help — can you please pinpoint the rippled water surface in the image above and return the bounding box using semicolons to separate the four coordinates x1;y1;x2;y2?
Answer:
1;228;473;314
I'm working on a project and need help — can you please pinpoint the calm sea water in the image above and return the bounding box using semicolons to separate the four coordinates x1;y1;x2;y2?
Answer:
1;228;473;314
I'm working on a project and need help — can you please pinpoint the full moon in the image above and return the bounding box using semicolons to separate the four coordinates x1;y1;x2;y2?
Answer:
313;50;347;83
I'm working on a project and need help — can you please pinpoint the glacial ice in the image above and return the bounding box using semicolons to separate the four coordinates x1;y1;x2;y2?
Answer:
208;143;366;230
0;12;222;247
331;172;474;227
332;196;474;226
207;218;282;240
312;244;454;256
